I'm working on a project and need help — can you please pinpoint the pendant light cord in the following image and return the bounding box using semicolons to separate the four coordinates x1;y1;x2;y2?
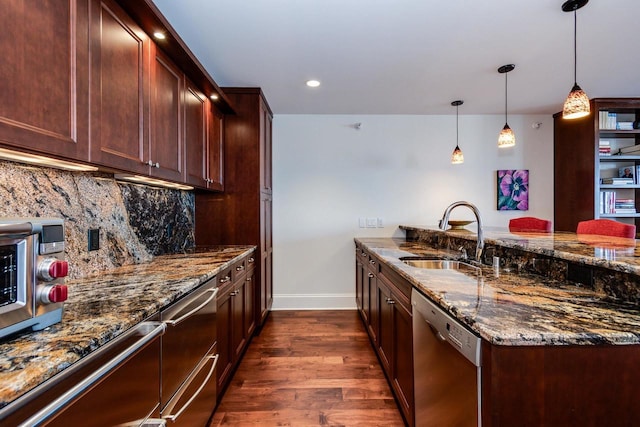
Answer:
456;104;459;145
573;9;578;85
504;72;508;123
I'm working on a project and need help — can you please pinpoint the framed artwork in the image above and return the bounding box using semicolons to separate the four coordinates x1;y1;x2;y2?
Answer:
497;169;529;210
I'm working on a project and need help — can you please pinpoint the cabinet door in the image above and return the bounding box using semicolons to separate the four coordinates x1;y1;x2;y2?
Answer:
355;250;364;312
377;279;393;375
392;296;414;426
216;285;233;391
366;263;378;344
0;0;89;160
206;105;224;190
260;98;272;193
232;282;245;359
259;194;273;324
184;81;208;187
89;0;149;173
149;46;184;182
243;268;256;339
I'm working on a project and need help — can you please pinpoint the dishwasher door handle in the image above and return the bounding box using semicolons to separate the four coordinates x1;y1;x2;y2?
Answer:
424;317;447;342
162;353;219;422
164;288;218;327
19;321;166;427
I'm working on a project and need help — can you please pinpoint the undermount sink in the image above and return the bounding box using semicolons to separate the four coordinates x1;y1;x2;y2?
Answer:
400;256;481;275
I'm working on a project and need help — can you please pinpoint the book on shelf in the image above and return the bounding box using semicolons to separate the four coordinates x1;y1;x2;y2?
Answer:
599;111;618;130
600;191;637;214
601;177;634;185
618;122;634;131
599;140;611;156
600;191;616;214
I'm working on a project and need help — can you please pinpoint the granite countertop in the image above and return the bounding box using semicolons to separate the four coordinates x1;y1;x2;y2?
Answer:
0;245;255;409
356;235;640;347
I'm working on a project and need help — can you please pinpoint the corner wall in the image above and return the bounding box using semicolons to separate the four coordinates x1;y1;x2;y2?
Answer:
272;114;554;309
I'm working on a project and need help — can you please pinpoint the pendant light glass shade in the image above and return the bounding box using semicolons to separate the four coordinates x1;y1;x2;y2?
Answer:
497;64;515;148
451;100;464;164
562;0;590;119
498;124;516;148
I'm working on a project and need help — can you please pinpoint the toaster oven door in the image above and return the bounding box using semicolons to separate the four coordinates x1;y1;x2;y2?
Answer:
0;237;34;336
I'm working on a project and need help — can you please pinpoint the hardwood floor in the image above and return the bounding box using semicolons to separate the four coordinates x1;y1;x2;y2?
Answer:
210;310;405;426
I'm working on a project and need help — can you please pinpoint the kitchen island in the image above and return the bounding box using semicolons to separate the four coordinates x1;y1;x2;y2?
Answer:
356;225;640;427
0;245;255;412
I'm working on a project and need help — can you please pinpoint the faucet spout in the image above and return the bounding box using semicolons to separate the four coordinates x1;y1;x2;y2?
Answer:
439;201;484;262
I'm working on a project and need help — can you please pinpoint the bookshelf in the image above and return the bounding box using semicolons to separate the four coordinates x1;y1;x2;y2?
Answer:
554;98;640;235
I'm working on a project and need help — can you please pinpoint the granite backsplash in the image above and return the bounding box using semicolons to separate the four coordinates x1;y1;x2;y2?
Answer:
0;160;195;279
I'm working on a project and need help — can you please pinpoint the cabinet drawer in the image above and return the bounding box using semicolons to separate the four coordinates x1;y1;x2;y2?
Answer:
217;267;232;288
231;257;247;282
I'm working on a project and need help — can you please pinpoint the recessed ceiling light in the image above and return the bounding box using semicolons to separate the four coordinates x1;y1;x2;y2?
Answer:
153;32;166;40
306;80;321;88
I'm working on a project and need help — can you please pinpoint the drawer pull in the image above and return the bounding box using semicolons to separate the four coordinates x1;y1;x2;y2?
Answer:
369;259;376;265
236;265;245;271
368;273;374;278
165;288;218;326
248;257;255;263
220;276;231;284
162;353;219;422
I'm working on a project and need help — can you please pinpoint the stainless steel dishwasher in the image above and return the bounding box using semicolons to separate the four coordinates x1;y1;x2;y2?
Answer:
412;288;482;427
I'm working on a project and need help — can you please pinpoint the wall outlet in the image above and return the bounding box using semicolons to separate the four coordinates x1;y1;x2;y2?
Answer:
88;228;100;251
366;217;377;228
377;217;384;228
358;218;366;228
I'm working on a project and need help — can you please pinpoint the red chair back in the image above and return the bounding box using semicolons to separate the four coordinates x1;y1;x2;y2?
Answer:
576;219;636;239
508;217;552;233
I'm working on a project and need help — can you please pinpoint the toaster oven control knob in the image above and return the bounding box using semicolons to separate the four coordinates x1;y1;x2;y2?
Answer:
40;284;68;304
38;259;69;281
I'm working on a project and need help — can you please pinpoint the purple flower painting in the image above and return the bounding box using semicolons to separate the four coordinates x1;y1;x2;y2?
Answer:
497;169;529;210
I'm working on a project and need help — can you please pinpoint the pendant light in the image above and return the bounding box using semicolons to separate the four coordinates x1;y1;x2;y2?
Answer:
498;64;516;148
562;0;590;119
451;100;464;164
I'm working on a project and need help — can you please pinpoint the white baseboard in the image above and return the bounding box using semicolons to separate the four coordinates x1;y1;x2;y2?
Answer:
272;293;356;310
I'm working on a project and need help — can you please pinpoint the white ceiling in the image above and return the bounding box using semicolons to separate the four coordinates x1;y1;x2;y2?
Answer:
152;0;640;115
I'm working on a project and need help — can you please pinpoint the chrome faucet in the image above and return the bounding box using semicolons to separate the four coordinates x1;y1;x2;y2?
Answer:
439;201;484;262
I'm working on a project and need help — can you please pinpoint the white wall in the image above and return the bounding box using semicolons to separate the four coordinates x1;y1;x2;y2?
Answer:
272;114;554;309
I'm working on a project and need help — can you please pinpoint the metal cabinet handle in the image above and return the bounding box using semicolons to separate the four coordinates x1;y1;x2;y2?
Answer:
236;265;245;271
361;251;366;256
246;277;252;282
230;290;239;296
368;273;374;278
369;259;376;265
20;322;166;427
220;275;231;284
162;354;219;422
248;257;255;263
386;297;396;304
0;222;33;236
164;288;218;327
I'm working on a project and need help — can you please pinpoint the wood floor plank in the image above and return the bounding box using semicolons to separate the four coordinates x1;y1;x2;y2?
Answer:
212;310;405;426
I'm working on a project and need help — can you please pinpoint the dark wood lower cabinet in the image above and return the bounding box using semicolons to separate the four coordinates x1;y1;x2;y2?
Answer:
482;343;640;426
216;256;256;398
355;244;414;427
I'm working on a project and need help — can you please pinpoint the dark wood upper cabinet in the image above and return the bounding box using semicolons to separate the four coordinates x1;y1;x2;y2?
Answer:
89;0;150;174
205;105;225;191
150;46;184;182
183;81;208;188
0;0;90;160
